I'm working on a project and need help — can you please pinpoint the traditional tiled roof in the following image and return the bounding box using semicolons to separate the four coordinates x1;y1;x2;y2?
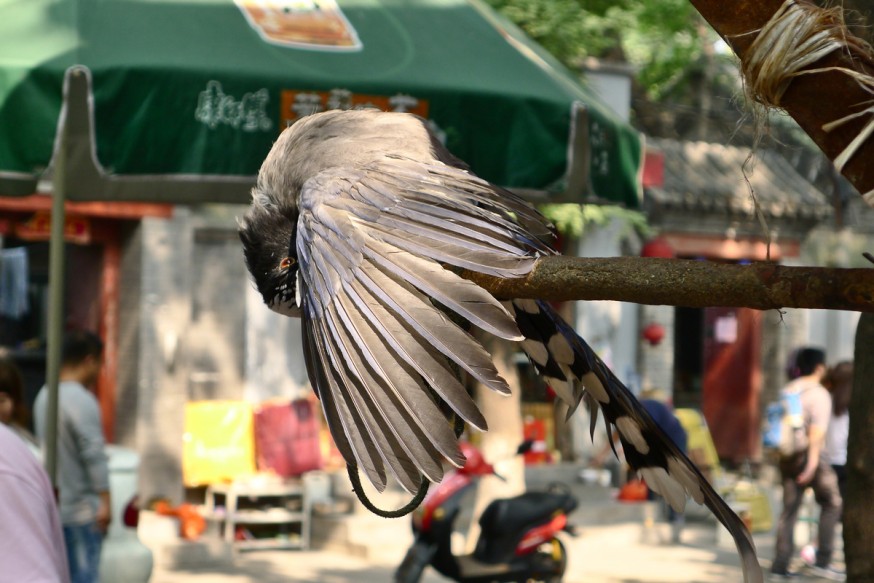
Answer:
645;138;832;221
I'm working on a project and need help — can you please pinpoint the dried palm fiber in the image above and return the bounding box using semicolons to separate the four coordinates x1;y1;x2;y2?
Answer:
738;0;874;204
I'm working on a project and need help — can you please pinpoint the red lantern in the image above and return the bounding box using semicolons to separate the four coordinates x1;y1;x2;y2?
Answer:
642;323;665;346
641;237;674;258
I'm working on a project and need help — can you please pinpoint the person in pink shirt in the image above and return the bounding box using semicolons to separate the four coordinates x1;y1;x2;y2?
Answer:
771;347;844;581
0;421;71;582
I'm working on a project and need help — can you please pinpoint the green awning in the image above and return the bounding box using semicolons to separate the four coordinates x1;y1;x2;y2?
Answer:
0;0;641;206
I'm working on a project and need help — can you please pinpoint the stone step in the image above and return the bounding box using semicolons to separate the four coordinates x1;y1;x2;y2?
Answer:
312;511;415;563
138;510;234;570
149;539;235;570
310;470;420;561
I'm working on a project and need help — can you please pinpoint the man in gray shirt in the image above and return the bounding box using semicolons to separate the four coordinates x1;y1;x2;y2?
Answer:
770;347;844;580
35;330;110;583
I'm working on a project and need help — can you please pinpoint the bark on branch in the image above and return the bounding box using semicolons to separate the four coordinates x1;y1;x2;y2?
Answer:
463;256;874;312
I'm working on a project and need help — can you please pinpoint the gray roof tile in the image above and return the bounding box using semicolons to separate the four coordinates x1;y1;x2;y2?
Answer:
645;138;832;220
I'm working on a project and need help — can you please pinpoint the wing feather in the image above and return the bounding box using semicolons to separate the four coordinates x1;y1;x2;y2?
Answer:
328;295;454;482
366;161;552;241
320;305;427;492
334;292;464;467
362;237;521;340
384;199;535;255
295;163;540;486
331;185;532;257
305;235;449;490
301;317;350;454
306;255;415;490
344;279;486;433
355;261;511;396
305;312;387;491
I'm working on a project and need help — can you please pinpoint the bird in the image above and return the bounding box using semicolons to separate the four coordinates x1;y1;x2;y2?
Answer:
238;108;762;582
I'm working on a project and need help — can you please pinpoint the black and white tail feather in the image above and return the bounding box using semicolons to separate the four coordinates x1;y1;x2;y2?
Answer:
509;298;761;582
239;109;763;583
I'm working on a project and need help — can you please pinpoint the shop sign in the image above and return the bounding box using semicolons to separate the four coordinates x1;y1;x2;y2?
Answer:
14;212;91;244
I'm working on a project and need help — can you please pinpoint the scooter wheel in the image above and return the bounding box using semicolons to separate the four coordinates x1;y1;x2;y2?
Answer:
527;537;567;583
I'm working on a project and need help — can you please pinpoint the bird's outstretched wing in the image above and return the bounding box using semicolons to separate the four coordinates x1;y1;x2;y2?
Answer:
295;156;552;492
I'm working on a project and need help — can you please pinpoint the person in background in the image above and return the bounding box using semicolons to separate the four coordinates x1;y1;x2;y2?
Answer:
0;421;71;582
34;331;111;583
637;388;688;543
770;347;844;581
589;388;689;469
590;388;688;542
823;361;852;501
0;352;40;454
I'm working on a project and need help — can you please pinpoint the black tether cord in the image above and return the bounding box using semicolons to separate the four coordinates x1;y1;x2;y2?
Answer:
346;466;429;518
347;414;466;518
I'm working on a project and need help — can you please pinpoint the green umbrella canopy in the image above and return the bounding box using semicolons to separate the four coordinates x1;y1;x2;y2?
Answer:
0;0;641;206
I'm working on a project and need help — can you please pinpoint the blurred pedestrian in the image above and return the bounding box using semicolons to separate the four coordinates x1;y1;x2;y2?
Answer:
0;353;40;455
638;389;688;543
34;331;110;583
590;388;687;542
823;361;852;501
770;347;844;581
0;421;71;582
589;389;688;466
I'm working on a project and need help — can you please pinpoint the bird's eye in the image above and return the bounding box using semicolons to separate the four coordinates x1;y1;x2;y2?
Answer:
279;257;296;270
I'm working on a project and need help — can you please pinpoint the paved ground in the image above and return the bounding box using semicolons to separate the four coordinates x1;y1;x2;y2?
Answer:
151;522;847;583
148;465;844;582
150;520;772;583
151;549;443;583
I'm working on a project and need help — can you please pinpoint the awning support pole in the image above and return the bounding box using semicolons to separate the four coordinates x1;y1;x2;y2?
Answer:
44;133;67;486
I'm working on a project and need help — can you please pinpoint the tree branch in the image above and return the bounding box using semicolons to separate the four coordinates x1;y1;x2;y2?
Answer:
463;256;874;312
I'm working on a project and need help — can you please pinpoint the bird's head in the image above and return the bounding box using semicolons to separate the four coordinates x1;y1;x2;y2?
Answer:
239;191;302;317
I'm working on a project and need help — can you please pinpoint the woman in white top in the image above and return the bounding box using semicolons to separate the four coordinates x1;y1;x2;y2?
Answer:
824;361;853;500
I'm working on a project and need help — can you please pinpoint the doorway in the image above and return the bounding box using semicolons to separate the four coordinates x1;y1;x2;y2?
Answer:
673;306;762;464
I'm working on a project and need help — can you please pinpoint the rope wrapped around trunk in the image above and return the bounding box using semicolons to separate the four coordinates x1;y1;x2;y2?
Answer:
738;0;874;203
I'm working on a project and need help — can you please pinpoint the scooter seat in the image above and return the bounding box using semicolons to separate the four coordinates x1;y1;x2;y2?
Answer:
474;491;576;564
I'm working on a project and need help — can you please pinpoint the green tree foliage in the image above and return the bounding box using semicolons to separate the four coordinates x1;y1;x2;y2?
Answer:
483;2;669;238
540;203;650;240
484;0;715;98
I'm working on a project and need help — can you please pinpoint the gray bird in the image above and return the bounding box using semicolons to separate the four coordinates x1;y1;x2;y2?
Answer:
239;109;762;582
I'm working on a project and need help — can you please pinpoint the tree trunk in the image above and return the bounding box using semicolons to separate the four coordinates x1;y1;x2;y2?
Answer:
845;313;874;582
694;18;715;140
683;4;874;578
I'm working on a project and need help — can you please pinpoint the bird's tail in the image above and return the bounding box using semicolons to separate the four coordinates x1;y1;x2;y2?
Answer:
508;298;763;583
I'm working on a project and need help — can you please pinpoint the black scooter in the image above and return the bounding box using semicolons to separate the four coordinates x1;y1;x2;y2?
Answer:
395;441;578;583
